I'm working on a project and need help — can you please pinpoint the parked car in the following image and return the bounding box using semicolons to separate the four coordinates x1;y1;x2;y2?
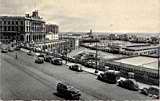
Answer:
139;87;149;96
117;79;139;91
85;60;97;68
8;47;14;52
97;70;120;83
1;48;8;53
38;53;45;57
148;86;159;99
37;53;46;59
98;66;110;71
139;86;159;99
15;46;20;51
44;55;54;62
51;58;63;65
56;82;81;100
35;57;44;64
27;51;34;56
69;64;83;72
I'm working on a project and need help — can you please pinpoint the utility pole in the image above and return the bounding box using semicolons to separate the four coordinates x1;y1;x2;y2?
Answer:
158;46;160;85
95;38;99;73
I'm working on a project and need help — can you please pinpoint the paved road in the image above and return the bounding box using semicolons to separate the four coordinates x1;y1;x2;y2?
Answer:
0;50;152;100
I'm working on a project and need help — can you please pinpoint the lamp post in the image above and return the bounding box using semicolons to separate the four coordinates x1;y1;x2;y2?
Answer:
158;46;160;85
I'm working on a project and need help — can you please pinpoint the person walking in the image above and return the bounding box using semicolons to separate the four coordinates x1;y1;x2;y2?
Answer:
15;52;18;59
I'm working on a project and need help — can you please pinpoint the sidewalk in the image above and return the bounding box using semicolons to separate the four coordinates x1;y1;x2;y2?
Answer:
83;66;153;89
66;62;155;89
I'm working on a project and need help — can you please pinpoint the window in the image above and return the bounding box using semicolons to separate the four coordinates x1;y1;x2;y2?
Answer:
4;26;6;31
4;21;6;24
16;21;18;25
8;21;10;25
20;26;24;31
8;26;10;31
21;21;23;25
12;26;14;31
12;21;14;25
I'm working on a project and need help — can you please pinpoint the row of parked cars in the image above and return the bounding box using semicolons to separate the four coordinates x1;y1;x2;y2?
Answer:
29;51;84;72
56;68;159;100
27;51;63;65
97;70;159;99
1;46;20;53
26;50;159;100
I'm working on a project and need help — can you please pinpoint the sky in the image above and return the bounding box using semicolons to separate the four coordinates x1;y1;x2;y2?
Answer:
0;0;160;32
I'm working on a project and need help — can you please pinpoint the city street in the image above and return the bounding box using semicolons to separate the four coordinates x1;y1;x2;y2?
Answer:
0;50;152;100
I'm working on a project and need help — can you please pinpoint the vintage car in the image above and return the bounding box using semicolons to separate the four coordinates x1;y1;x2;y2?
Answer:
148;86;159;99
139;86;159;99
56;82;81;100
35;57;44;64
44;55;54;62
51;58;63;65
37;54;46;58
15;46;20;51
139;87;149;96
117;79;139;91
8;47;14;52
27;51;34;56
1;48;8;53
69;64;83;72
97;70;120;83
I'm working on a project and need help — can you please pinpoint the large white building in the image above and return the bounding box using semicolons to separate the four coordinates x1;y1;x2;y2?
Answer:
0;10;46;43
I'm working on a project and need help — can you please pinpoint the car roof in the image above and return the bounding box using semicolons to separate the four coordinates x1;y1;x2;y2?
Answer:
149;86;160;89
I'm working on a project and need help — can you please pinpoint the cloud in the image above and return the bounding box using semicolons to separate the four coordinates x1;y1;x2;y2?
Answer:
0;0;160;32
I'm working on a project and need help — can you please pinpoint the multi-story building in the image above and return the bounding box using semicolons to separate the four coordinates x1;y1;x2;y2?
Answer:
24;11;46;43
60;35;80;51
45;24;59;41
0;16;25;43
0;10;46;43
45;24;59;33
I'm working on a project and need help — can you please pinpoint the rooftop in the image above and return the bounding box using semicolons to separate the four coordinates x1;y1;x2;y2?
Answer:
115;56;158;70
125;45;159;51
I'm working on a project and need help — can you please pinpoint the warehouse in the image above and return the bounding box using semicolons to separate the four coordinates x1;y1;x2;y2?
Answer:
115;56;158;70
105;56;159;85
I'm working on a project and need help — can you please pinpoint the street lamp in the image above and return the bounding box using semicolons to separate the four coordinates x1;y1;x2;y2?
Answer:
158;46;160;85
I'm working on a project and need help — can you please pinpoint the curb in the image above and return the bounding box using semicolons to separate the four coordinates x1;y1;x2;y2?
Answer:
65;63;99;76
82;69;99;76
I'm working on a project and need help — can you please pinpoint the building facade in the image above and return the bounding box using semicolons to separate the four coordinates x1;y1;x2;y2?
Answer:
0;10;46;44
105;60;158;85
60;35;80;51
24;11;46;43
45;24;59;41
0;16;25;43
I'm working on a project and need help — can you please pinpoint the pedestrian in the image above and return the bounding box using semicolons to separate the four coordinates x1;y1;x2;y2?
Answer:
15;52;18;59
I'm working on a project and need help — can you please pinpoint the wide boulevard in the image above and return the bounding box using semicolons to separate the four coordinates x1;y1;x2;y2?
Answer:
0;49;152;100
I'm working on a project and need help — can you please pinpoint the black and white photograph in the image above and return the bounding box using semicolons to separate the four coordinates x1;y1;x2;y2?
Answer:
0;0;159;100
